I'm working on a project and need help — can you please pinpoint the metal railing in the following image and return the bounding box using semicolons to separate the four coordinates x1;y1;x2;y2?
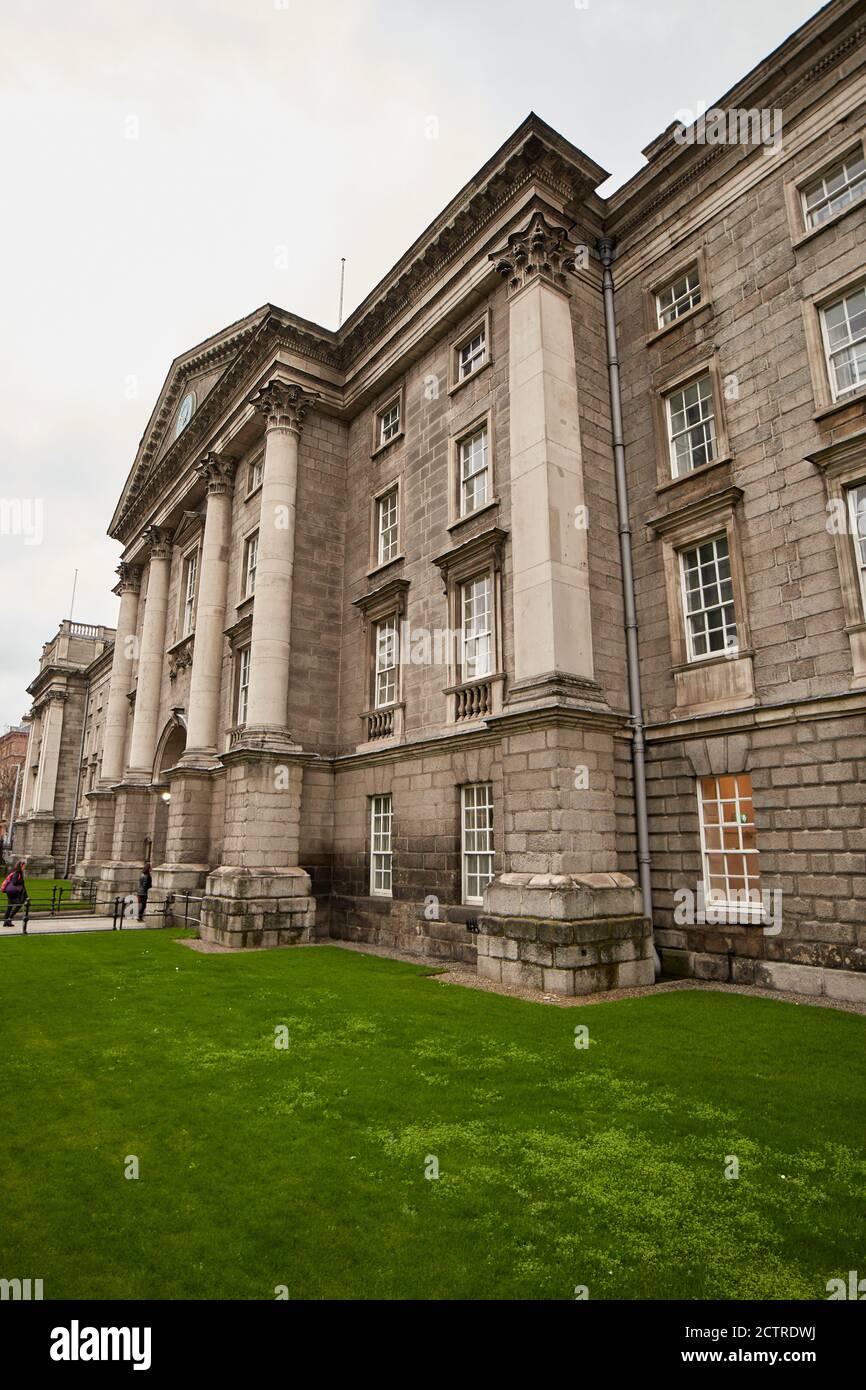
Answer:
111;890;204;932
18;880;99;933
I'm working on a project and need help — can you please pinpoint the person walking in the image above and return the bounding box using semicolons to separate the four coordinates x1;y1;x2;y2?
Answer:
137;862;152;922
2;859;28;926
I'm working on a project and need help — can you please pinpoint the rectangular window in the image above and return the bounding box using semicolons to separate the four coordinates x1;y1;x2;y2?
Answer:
680;534;738;661
847;484;866;617
458;326;487;379
459;424;490;516
376;488;399;566
378;399;401;447
461;574;492;680
698;773;761;914
656;265;701;327
370;793;393;897
666;375;717;476
248;453;264;494
374;617;398;708
462;783;494;905
802;150;866;230
244;532;258;598
182;549;198;636
820;285;866;400
236;646;251;724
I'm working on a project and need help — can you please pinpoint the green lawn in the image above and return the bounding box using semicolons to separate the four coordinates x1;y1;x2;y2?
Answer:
1;931;864;1300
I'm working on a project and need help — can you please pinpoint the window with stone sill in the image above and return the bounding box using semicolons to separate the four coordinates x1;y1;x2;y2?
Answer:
820;284;866;401
243;531;258;599
656;264;702;329
697;773;761;917
376;398;401;449
370;793;393;897
247;452;264;496
848;484;866;618
181;547;198;637
373;617;398;709
235;645;251;725
460;573;493;681
679;534;738;662
376;487;399;567
461;782;494;906
801;149;866;231
665;374;717;477
458;424;490;518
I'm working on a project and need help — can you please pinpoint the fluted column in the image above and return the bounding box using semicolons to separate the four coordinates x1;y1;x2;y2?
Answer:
125;527;172;780
183;455;236;761
99;562;142;787
244;380;317;742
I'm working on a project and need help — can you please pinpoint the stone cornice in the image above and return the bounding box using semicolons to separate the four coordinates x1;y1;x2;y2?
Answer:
806;428;866;478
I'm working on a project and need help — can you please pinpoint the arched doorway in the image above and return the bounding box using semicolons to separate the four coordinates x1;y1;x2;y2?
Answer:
150;718;187;867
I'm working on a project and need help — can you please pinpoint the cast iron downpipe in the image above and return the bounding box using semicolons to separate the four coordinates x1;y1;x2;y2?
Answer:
597;236;659;975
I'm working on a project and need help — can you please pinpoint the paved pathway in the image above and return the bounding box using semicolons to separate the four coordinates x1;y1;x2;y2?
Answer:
0;915;160;937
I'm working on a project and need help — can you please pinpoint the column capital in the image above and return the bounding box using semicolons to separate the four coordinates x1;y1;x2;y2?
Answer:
251;380;318;434
113;561;142;597
142;525;172;561
195;453;237;496
490;211;578;297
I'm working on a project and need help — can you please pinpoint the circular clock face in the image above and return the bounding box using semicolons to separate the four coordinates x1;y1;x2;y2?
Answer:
175;391;195;437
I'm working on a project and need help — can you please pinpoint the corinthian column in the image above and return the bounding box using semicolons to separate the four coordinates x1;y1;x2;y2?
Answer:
244;380;317;744
125;527;172;780
100;562;142;787
182;454;236;762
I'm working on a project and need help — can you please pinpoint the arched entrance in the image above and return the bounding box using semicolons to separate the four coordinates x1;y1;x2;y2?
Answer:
150;718;187;867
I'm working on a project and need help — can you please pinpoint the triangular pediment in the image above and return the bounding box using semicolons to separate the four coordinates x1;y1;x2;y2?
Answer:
110;305;273;538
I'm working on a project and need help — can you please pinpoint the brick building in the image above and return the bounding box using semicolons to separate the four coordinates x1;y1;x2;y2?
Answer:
15;621;115;877
74;1;866;1000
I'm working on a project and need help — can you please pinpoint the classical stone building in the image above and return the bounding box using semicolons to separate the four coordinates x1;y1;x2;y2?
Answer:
0;725;28;846
76;1;866;999
15;621;115;876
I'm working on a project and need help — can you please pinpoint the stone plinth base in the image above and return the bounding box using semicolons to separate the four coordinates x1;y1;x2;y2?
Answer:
97;861;143;910
657;944;866;1004
478;872;654;995
200;866;317;948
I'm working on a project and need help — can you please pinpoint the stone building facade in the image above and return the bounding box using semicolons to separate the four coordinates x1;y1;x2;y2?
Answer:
74;1;865;999
15;621;115;876
0;725;28;846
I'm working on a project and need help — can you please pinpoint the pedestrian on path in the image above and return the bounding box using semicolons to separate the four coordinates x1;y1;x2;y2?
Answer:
2;860;28;926
137;862;152;922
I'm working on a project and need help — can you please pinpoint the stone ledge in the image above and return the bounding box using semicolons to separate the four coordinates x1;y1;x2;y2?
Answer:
658;947;866;1004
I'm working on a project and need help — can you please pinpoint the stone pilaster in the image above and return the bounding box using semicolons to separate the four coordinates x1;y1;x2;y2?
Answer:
491;211;595;705
125;528;172;781
100;563;142;787
243;379;317;748
32;689;67;814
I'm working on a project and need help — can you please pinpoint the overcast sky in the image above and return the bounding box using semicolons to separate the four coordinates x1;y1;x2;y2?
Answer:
0;0;820;726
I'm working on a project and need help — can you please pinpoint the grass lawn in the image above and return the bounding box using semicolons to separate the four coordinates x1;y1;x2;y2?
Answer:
1;930;864;1301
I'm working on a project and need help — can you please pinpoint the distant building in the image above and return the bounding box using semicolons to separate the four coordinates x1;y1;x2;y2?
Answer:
15;621;115;876
0;725;28;845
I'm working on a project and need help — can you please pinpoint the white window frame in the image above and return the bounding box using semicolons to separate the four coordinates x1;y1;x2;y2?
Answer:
655;265;702;328
181;547;198;637
377;398;401;448
679;534;738;662
236;645;251;725
461;574;493;681
374;617;398;709
820;284;866;402
666;374;717;477
461;783;494;906
697;774;762;921
243;531;259;599
847;483;866;618
458;325;487;380
458;424;490;517
370;794;393;897
376;487;399;567
247;452;264;496
801;149;866;231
